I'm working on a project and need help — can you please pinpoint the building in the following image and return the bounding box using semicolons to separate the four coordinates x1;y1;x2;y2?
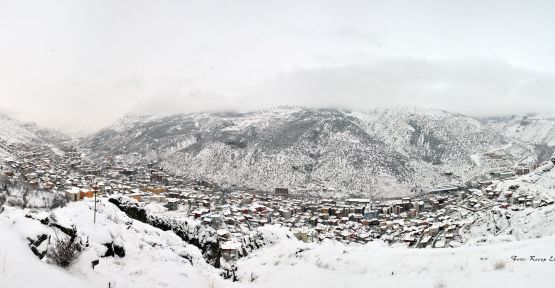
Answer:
80;189;94;199
221;241;241;261
275;187;289;197
65;187;81;201
516;167;530;175
166;199;179;211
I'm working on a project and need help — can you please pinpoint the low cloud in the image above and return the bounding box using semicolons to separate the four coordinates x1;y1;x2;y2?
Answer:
234;59;555;117
2;58;554;133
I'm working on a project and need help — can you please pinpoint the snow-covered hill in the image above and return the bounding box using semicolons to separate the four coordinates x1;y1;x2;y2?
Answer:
83;107;527;196
484;113;555;162
0;114;72;162
0;199;227;288
464;162;555;244
234;228;555;288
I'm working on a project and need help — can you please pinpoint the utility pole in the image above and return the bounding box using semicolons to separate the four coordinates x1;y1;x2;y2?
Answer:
93;185;99;224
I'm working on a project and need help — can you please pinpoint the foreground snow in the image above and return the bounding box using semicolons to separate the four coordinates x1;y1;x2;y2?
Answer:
236;227;555;288
0;215;95;288
1;199;554;288
0;200;235;288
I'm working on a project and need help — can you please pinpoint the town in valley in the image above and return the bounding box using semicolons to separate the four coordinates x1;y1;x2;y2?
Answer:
3;141;554;263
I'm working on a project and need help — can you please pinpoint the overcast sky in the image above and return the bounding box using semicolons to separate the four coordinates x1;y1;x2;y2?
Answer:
1;0;554;133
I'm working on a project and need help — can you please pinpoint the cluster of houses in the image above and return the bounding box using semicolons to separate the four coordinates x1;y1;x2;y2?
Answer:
136;189;466;251
1;145;81;192
0;147;207;208
138;173;554;255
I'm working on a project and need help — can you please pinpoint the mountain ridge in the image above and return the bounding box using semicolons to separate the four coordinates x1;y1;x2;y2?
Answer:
81;106;533;197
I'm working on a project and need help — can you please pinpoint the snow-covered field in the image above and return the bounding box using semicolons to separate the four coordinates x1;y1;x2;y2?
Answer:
235;229;555;288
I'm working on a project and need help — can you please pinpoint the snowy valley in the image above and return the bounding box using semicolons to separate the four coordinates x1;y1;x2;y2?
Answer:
1;108;555;288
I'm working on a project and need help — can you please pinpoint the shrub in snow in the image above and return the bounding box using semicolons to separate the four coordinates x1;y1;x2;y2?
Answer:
434;279;447;288
47;232;83;268
494;260;506;270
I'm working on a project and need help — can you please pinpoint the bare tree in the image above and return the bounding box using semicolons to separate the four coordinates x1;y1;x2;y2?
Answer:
0;174;7;191
0;192;5;209
47;231;83;268
21;186;30;209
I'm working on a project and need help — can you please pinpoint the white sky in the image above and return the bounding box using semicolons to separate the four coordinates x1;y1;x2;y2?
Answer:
0;0;554;132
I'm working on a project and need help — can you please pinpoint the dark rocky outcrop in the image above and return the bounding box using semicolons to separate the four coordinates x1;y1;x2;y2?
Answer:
102;242;126;258
27;234;49;260
25;213;50;225
114;243;126;257
50;223;78;241
109;197;149;223
91;259;99;269
103;243;115;257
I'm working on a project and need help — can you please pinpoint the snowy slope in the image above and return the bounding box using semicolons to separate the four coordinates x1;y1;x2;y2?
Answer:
235;227;555;288
83;107;523;196
0;114;72;162
464;164;555;243
0;200;233;288
3;200;555;288
484;114;555;161
0;114;39;160
0;214;96;288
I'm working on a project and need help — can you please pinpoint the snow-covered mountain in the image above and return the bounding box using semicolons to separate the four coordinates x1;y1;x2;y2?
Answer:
0;114;73;162
484;113;555;162
82;107;526;196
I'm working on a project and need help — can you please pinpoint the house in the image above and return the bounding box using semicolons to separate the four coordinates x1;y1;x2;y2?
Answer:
216;229;231;240
65;187;81;201
141;186;167;195
129;193;142;202
402;234;416;243
80;189;94;199
275;187;289;197
419;235;432;248
516;167;530;175
220;241;241;261
293;228;312;242
165;199;179;211
150;195;167;203
120;168;136;176
430;185;460;194
493;171;514;179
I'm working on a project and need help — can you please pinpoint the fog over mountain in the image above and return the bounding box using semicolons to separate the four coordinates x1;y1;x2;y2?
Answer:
1;0;555;132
